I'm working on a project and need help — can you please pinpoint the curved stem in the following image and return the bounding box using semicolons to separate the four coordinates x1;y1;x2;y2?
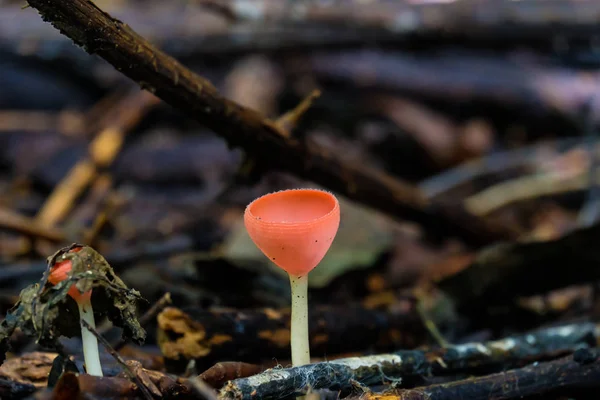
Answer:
77;296;103;376
289;274;310;366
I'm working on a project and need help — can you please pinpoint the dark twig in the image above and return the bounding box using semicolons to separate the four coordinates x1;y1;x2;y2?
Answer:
23;0;518;247
274;89;321;138
219;322;597;399
80;319;154;400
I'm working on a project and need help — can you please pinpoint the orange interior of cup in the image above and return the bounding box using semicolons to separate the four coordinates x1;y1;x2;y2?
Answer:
48;247;91;302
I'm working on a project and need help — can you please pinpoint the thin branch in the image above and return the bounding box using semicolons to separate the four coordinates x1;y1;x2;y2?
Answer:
274;89;321;138
80;319;154;400
23;0;518;247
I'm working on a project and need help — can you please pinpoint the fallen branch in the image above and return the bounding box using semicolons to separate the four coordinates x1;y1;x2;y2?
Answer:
22;0;518;246
219;322;597;399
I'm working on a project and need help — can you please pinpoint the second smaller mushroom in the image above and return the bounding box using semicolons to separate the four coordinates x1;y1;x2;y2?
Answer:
48;246;103;377
244;188;340;366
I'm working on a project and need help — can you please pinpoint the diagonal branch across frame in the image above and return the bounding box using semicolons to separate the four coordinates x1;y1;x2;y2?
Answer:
24;0;520;246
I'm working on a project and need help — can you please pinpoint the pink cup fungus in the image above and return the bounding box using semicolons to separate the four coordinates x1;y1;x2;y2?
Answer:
244;188;340;366
48;246;103;376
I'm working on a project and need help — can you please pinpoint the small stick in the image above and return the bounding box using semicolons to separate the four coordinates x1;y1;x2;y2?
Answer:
80;319;154;400
274;89;321;138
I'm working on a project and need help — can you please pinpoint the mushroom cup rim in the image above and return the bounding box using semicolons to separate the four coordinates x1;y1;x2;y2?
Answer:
244;188;340;228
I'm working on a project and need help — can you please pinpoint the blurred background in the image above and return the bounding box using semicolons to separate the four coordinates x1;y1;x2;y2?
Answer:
2;0;600;387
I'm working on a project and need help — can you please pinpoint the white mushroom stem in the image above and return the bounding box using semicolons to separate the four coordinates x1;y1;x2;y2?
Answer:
289;274;310;366
77;294;103;376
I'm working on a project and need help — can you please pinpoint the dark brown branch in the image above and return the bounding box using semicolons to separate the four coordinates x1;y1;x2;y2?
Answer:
23;0;518;246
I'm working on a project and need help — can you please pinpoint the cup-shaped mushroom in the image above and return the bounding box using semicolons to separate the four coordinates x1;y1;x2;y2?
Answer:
48;246;90;302
244;189;340;276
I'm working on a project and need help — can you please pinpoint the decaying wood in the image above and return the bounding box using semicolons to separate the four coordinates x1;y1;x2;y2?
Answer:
157;297;424;371
437;222;600;314
345;347;600;400
22;0;520;247
219;322;598;400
